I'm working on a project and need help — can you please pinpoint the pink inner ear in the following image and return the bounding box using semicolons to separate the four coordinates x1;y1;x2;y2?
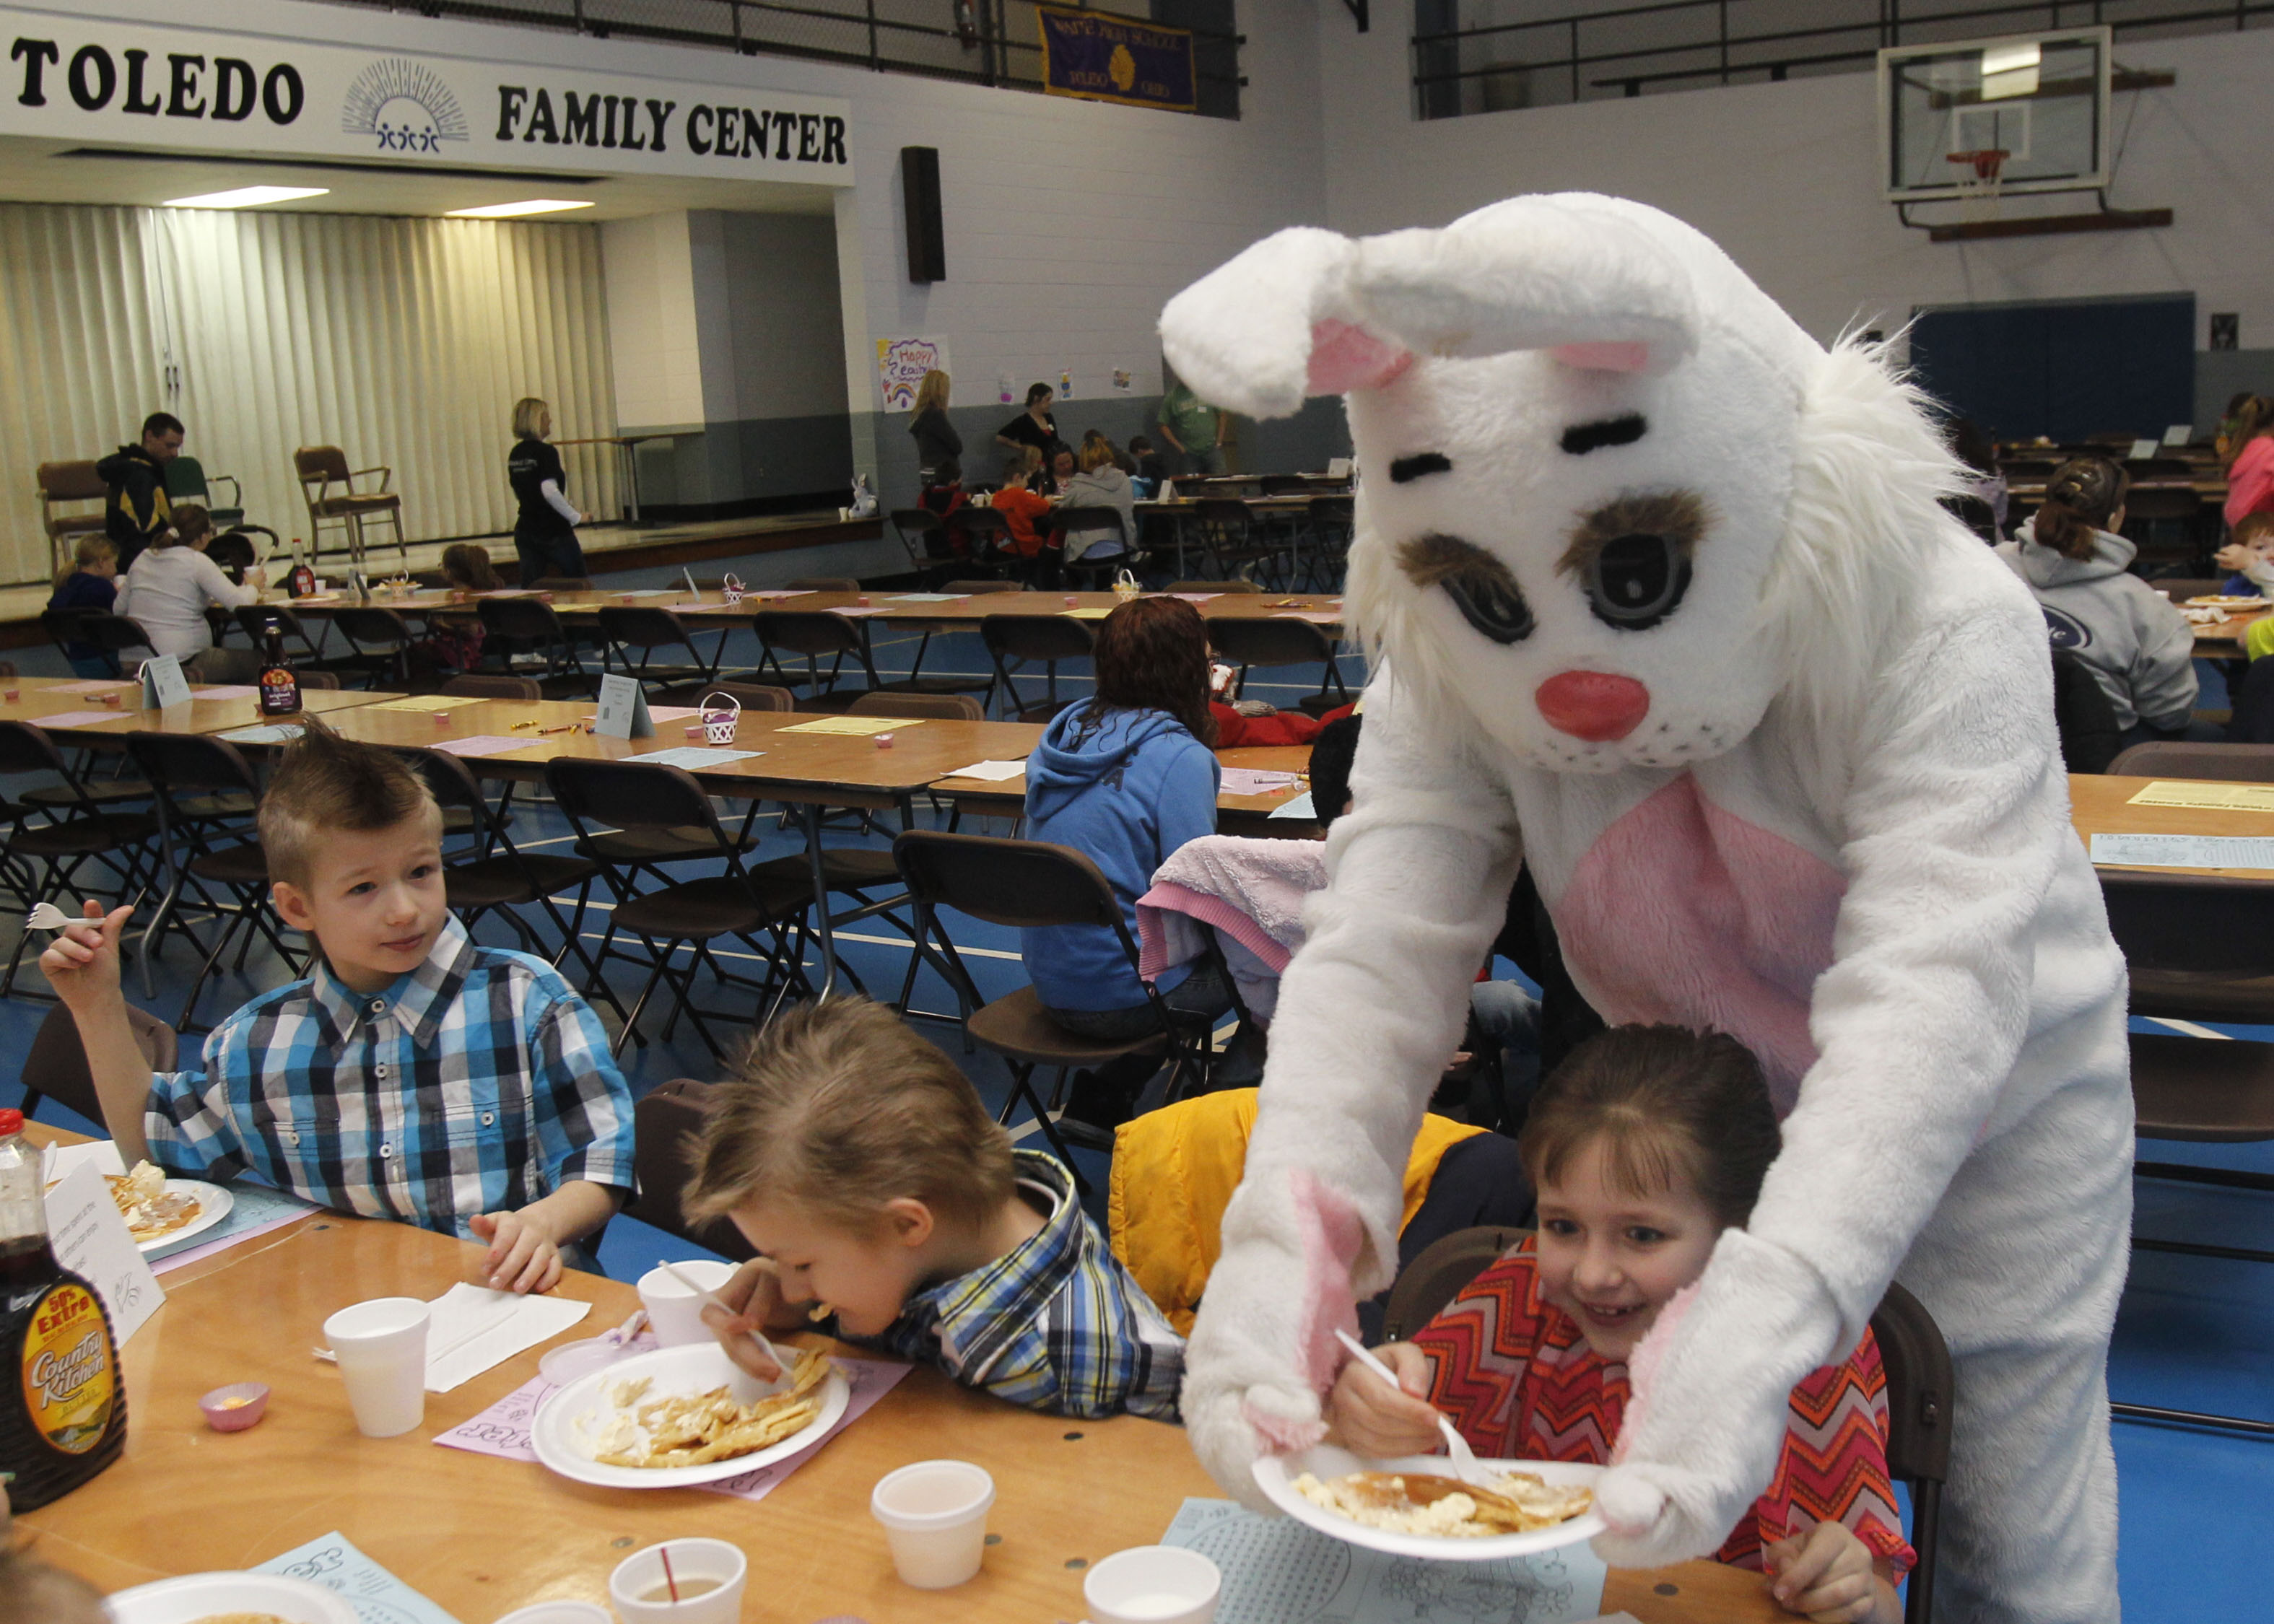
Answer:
1552;341;1653;374
1308;320;1414;395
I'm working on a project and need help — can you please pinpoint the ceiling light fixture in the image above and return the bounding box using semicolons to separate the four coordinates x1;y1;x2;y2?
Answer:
445;199;596;219
162;185;331;209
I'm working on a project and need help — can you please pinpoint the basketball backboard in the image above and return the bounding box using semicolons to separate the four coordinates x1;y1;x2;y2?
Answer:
1879;27;2111;202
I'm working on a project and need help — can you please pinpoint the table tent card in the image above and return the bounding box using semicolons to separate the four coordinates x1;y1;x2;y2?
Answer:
256;1532;461;1624
42;1160;165;1345
138;653;192;710
593;673;654;740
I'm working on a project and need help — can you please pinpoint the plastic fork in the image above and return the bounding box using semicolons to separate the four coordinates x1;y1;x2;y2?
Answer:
25;902;73;931
1333;1327;1494;1488
658;1258;788;1373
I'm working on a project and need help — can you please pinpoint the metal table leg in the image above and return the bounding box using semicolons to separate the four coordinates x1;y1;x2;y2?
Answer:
801;800;840;1001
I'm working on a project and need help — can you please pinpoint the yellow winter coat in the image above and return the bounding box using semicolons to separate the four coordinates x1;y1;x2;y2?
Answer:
1107;1088;1486;1335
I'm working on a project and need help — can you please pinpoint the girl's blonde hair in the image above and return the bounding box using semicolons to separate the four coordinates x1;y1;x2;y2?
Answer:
685;997;1015;1232
1003;443;1042;485
1079;437;1118;474
1517;1025;1782;1229
911;370;951;416
512;396;552;440
54;534;116;592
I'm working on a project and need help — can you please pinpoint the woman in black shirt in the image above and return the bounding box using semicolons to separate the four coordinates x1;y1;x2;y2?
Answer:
507;396;587;582
995;383;1066;473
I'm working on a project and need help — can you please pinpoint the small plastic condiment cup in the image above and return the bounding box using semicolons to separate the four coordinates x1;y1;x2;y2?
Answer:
637;1260;740;1348
1;689;16;703
198;1381;271;1432
1082;1546;1221;1624
432;711;451;726
1065;594;1081;607
98;692;121;707
609;1538;746;1624
322;1296;430;1437
492;1602;612;1624
874;733;894;750
870;1460;994;1589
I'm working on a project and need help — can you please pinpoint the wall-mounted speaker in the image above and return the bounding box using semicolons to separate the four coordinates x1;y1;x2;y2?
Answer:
902;147;945;283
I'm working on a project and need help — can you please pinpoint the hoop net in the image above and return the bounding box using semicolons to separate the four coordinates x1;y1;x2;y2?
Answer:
1947;149;2010;221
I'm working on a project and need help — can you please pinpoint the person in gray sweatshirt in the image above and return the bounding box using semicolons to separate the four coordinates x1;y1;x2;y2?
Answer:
1995;455;2200;744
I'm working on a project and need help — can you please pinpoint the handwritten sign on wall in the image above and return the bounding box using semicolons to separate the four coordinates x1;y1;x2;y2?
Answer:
877;336;950;412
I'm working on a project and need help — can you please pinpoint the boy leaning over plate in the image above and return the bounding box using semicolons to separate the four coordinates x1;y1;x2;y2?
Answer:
40;724;634;1293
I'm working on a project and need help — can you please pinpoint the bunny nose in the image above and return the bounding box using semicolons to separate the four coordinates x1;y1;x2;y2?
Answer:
1535;671;1650;741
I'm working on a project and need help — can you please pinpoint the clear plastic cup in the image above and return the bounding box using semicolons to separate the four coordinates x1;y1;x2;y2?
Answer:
1083;1546;1221;1624
608;1540;746;1624
637;1260;740;1348
870;1460;995;1589
322;1297;430;1437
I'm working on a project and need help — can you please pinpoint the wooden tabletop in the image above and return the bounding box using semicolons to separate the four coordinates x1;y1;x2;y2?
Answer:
0;676;390;741
2073;772;2274;876
13;1140;1778;1623
269;587;1348;632
935;742;1315;818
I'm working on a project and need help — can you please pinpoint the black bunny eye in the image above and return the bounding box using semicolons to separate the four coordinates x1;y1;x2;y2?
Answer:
1395;533;1535;645
1587;533;1691;630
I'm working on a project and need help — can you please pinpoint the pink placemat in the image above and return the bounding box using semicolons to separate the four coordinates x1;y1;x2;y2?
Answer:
31;709;134;729
430;735;538;759
50;679;135;693
193;685;260;699
435;1354;912;1502
1271;609;1343;624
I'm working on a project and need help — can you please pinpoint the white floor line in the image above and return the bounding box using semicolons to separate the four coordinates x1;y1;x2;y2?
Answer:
573;925;1024;963
2145;1016;2234;1040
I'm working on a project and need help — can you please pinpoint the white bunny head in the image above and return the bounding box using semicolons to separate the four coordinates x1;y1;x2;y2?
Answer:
1160;194;1961;773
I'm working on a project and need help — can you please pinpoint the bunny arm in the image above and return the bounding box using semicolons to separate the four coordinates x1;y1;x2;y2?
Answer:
1594;573;2099;1565
1182;672;1523;1503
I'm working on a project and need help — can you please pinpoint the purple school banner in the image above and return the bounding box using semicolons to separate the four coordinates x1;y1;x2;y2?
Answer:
1036;6;1196;113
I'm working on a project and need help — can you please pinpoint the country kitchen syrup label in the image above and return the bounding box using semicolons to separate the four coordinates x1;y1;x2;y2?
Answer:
20;1283;116;1454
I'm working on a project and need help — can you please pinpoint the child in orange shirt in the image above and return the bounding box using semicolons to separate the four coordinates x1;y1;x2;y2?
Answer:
991;446;1055;558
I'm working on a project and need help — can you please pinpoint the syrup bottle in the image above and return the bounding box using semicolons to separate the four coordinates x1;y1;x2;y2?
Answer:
258;616;302;717
0;1108;127;1511
287;539;315;601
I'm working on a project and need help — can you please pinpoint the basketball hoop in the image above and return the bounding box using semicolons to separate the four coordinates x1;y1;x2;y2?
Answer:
1947;149;2010;220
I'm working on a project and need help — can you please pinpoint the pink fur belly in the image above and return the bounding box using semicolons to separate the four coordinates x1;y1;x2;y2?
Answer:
1550;774;1844;1114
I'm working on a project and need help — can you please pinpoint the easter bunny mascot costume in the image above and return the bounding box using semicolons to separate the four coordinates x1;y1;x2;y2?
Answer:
1164;194;2130;1623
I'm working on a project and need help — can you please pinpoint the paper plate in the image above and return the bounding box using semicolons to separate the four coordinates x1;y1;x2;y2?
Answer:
531;1340;849;1489
136;1179;233;1254
105;1571;360;1624
1251;1446;1604;1562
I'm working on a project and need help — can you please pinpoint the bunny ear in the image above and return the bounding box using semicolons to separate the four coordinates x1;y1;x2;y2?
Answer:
1349;197;1701;377
1160;227;1411;419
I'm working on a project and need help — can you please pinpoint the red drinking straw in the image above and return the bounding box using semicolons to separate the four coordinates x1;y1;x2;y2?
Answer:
659;1545;681;1602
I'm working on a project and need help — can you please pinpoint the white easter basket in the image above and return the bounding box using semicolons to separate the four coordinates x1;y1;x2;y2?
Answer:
720;572;745;606
1114;567;1142;602
697;689;742;745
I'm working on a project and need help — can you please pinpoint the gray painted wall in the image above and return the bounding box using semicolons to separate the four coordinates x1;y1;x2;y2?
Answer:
2198;349;2274;432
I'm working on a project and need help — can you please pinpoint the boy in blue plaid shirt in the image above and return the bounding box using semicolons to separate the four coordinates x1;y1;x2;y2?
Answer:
41;725;633;1293
684;997;1183;1420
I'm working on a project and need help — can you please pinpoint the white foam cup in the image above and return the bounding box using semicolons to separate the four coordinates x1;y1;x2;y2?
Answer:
322;1296;430;1437
637;1260;741;1348
1083;1546;1221;1624
607;1539;747;1624
870;1459;996;1589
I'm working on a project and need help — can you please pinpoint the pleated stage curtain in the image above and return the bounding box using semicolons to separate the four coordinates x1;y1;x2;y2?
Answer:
1;202;617;583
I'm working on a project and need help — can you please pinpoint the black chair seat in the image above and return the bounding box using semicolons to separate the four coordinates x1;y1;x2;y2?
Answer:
614;875;805;939
25;780;151;811
966;984;1169;1068
2129;970;2274;1025
443;852;600;910
582;826;758;865
2133;1031;2274;1142
16;813;158;857
175;792;258;821
187;844;269;886
752;848;901;894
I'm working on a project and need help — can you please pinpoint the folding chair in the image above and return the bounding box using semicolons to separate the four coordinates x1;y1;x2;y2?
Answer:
753;610;889;712
785;577;860;594
0;722;160;999
1193;499;1283;584
330;606;415;688
1206;616;1351;717
295;444;406;563
945;510;1011;571
943;579;1021;598
889;508;957;588
528;577;593;593
982;614;1094;721
893;830;1210;1179
40;609;113;677
1055;506;1134;589
2098;868;2274;1436
546;756;811;1057
598;605;730;700
478;595;593;697
20;999;178;1122
1870;1280;1954;1624
619;1078;758;1260
440;674;544;702
394;746;627;1031
235;603;328;665
2109;741;2274;782
123;730;301;1031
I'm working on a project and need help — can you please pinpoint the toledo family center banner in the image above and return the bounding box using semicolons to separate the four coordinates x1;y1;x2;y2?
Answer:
1035;7;1195;113
876;336;949;413
0;7;852;184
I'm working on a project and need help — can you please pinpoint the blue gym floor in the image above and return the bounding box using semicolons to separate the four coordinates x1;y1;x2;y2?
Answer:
2;585;2260;1621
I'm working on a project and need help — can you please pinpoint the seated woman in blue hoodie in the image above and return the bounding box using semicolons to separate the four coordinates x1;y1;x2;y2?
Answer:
1023;595;1237;1140
1995;456;2206;748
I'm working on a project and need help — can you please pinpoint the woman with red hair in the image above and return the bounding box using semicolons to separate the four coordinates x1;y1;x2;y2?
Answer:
1023;596;1237;1139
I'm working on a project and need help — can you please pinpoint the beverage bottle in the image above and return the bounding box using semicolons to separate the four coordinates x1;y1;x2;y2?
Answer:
287;541;315;601
0;1109;128;1511
258;616;302;716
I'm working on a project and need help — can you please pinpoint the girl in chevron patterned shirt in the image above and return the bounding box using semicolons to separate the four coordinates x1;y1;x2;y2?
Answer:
1327;1026;1914;1624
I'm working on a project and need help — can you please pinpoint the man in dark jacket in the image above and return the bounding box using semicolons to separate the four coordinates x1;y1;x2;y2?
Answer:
96;411;183;573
